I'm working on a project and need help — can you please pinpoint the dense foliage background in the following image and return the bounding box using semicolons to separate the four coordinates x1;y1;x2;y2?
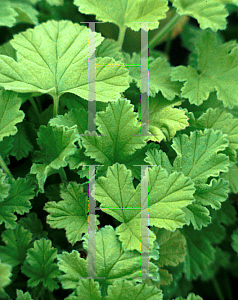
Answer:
0;1;238;300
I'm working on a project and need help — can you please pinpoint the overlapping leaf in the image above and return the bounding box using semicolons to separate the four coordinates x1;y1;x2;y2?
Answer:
0;169;10;202
58;226;159;290
0;90;25;142
45;182;100;244
221;162;238;193
105;278;163;300
0;0;39;28
124;53;181;100
81;98;147;166
30;124;79;192
0;259;12;295
173;0;228;31
22;238;60;291
172;128;229;184
0;177;35;229
0;20;129;101
171;30;238;108
232;228;238;254
0;224;32;267
74;0;168;31
16;290;33;300
94;163;195;252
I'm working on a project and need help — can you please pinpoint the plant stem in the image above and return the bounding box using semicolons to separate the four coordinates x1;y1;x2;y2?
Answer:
149;13;181;49
212;277;225;300
117;25;127;49
0;154;13;178
53;95;59;118
59;167;67;182
29;97;41;121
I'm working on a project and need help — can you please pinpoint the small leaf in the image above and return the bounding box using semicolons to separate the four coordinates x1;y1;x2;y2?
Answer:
22;238;60;291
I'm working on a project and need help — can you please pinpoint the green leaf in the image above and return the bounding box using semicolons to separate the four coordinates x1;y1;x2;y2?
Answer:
58;226;159;289
0;259;12;295
46;0;64;6
96;39;123;61
0;90;25;142
195;108;238;156
0;0;39;28
182;203;211;230
49;108;88;134
194;178;230;210
145;96;189;142
221;162;238;193
0;20;129;101
65;279;102;300
22;238;60;291
0;224;32;267
173;0;228;31
125;53;181;99
18;212;48;240
16;290;33;300
173;293;203;300
145;148;173;174
30;124;79;192
95;163;195;252
172;129;229;184
171;30;238;108
81;98;147;166
0;177;35;229
231;228;238;254
9;122;34;160
105;278;163;300
0;169;10;202
45;181;100;245
182;225;215;280
74;0;169;31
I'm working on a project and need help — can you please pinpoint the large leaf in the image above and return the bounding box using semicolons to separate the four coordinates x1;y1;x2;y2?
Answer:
74;0;169;31
45;182;100;245
172;128;229;184
171;30;238;109
58;226;159;290
0;20;129;101
81;98;147;165
95;163;195;252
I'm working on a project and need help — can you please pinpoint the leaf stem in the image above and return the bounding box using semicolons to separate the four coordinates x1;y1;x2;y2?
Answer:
117;25;127;49
212;276;225;300
0;154;13;178
149;13;181;49
53;95;59;118
29;97;41;121
59;167;67;182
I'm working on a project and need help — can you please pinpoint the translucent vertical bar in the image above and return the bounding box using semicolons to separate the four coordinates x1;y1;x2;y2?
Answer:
140;165;149;278
88;22;96;133
88;165;97;278
140;23;150;137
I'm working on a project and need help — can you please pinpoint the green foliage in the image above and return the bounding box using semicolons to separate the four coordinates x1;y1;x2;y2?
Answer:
0;0;237;299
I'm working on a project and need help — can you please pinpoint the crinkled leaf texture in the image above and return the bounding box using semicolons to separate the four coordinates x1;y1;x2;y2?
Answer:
0;20;129;101
22;238;60;291
171;30;238;108
0;90;25;142
45;181;100;245
94;163;195;252
0;224;32;267
0;168;10;202
173;0;228;31
0;177;35;229
58;226;159;290
16;289;33;300
74;0;169;31
30;124;79;192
